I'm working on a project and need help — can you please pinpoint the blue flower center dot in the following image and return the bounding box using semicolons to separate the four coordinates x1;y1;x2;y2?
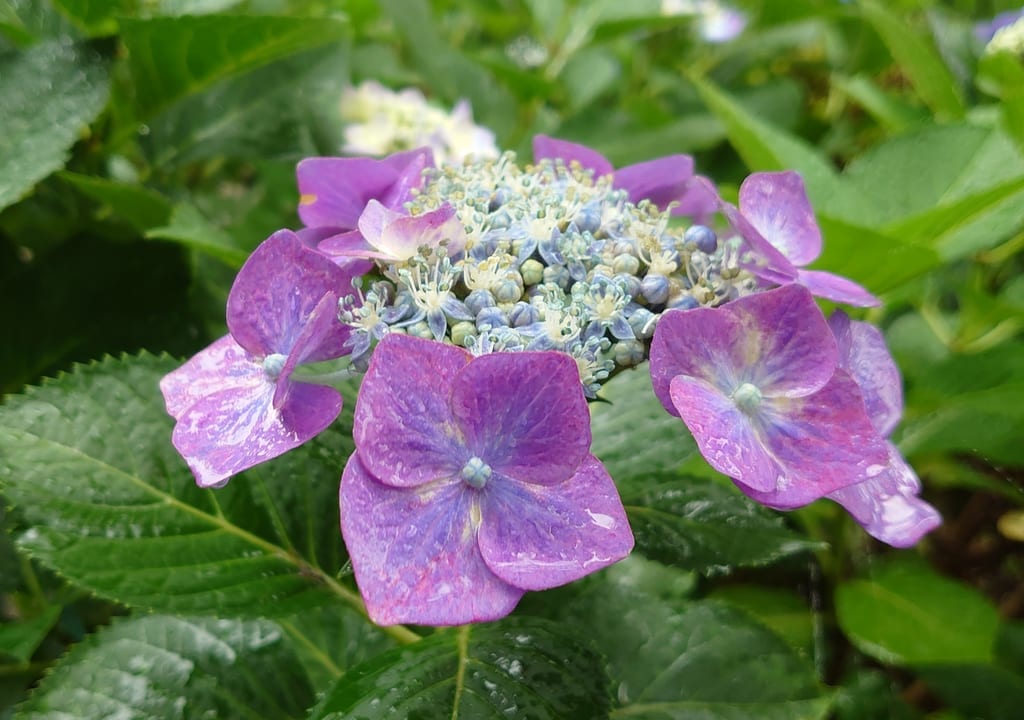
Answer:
460;456;492;489
733;382;763;414
262;353;288;379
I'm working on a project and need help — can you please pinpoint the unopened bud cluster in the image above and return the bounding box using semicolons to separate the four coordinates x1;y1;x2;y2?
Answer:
340;152;759;396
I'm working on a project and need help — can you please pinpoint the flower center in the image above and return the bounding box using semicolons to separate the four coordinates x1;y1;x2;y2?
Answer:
460;456;492;489
262;353;288;379
732;382;763;414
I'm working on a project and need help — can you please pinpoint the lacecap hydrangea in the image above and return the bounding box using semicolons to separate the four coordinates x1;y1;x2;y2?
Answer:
161;135;940;626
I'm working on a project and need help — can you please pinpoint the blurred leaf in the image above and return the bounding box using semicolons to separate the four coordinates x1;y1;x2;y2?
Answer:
50;0;128;35
917;662;1024;720
0;606;60;663
835;556;1000;665
861;1;966;120
141;43;349;170
622;474;823;576
309;619;610;719
13;615;313;720
59;171;173;232
120;14;349;118
565;563;832;719
832;670;918;720
560;46;620;112
146;202;250;267
832;74;929;132
591;366;696;481
0;39;110;213
710;585;815;654
0;354;358;617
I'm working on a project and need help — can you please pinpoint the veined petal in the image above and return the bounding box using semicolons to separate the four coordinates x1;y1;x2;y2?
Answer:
273;292;345;409
354;334;470;487
478;455;633;590
613;154;695;210
340;455;522;626
797;269;881;308
160;335;260;419
532;135;614;178
829;311;903;436
739;171;822;267
451;351;590;485
827;442;941;548
746;370;891;509
171;372;339;489
226;230;359;358
721;200;798;285
358;200;466;263
669;375;780;493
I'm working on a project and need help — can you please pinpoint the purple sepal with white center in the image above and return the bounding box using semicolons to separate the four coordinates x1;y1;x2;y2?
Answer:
340;333;633;626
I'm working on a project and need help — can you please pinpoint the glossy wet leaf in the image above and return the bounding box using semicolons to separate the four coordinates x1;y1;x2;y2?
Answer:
309;618;610;720
120;14;349;117
564;562;832;719
622;473;822;575
0;39;110;212
0;353;358;616
13;615;313;720
835;556;1000;665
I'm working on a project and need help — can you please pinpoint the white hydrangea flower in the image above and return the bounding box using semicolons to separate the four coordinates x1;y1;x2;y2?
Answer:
340;81;499;165
660;0;746;43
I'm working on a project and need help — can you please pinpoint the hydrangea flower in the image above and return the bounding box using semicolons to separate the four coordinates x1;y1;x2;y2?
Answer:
339;333;634;625
160;230;359;487
976;8;1024;54
340;80;500;165
660;0;747;43
649;284;890;509
826;312;941;546
533;135;718;221
320;199;467;264
720;171;880;306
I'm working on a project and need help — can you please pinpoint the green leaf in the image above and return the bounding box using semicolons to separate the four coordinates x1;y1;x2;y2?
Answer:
565;563;832;719
0;40;110;213
309;618;611;719
590;366;696;482
709;585;815;654
917;663;1024;720
13;615;313;720
0;606;61;663
146;203;250;267
60;172;173;232
860;1;965;120
622;474;822;576
0;354;359;617
50;0;128;35
561;46;620;112
835;556;1000;665
120;14;349;118
831;74;929;133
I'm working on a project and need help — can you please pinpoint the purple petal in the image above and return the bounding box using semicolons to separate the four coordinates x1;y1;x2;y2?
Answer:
797;269;881;308
226;230;358;358
160;336;258;420
828;442;941;547
450;351;590;486
477;455;633;590
273;292;345;408
744;370;891;509
171;370;341;489
340;454;522;626
358;200;467;263
353;334;470;488
721;200;798;285
673;174;720;224
829;311;903;436
739;171;822;267
532;135;614;178
296;149;432;230
650;285;837;409
669;375;781;493
614;155;695;210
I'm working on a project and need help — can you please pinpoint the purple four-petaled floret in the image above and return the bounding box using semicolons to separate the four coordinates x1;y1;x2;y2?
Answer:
159;230;359;488
339;333;634;626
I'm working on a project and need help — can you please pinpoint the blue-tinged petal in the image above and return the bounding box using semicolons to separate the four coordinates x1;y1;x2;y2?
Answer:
739;171;822;267
354;334;469;487
450;351;590;486
340;454;522;626
160;335;259;420
829;311;903;436
477;455;633;591
614;154;694;210
273;292;344;409
532;135;614;178
798;269;881;308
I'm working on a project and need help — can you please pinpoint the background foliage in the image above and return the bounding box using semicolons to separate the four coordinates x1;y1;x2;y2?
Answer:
1;0;1022;718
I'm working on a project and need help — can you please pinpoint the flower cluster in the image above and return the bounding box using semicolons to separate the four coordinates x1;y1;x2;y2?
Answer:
161;130;940;626
339;80;499;165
